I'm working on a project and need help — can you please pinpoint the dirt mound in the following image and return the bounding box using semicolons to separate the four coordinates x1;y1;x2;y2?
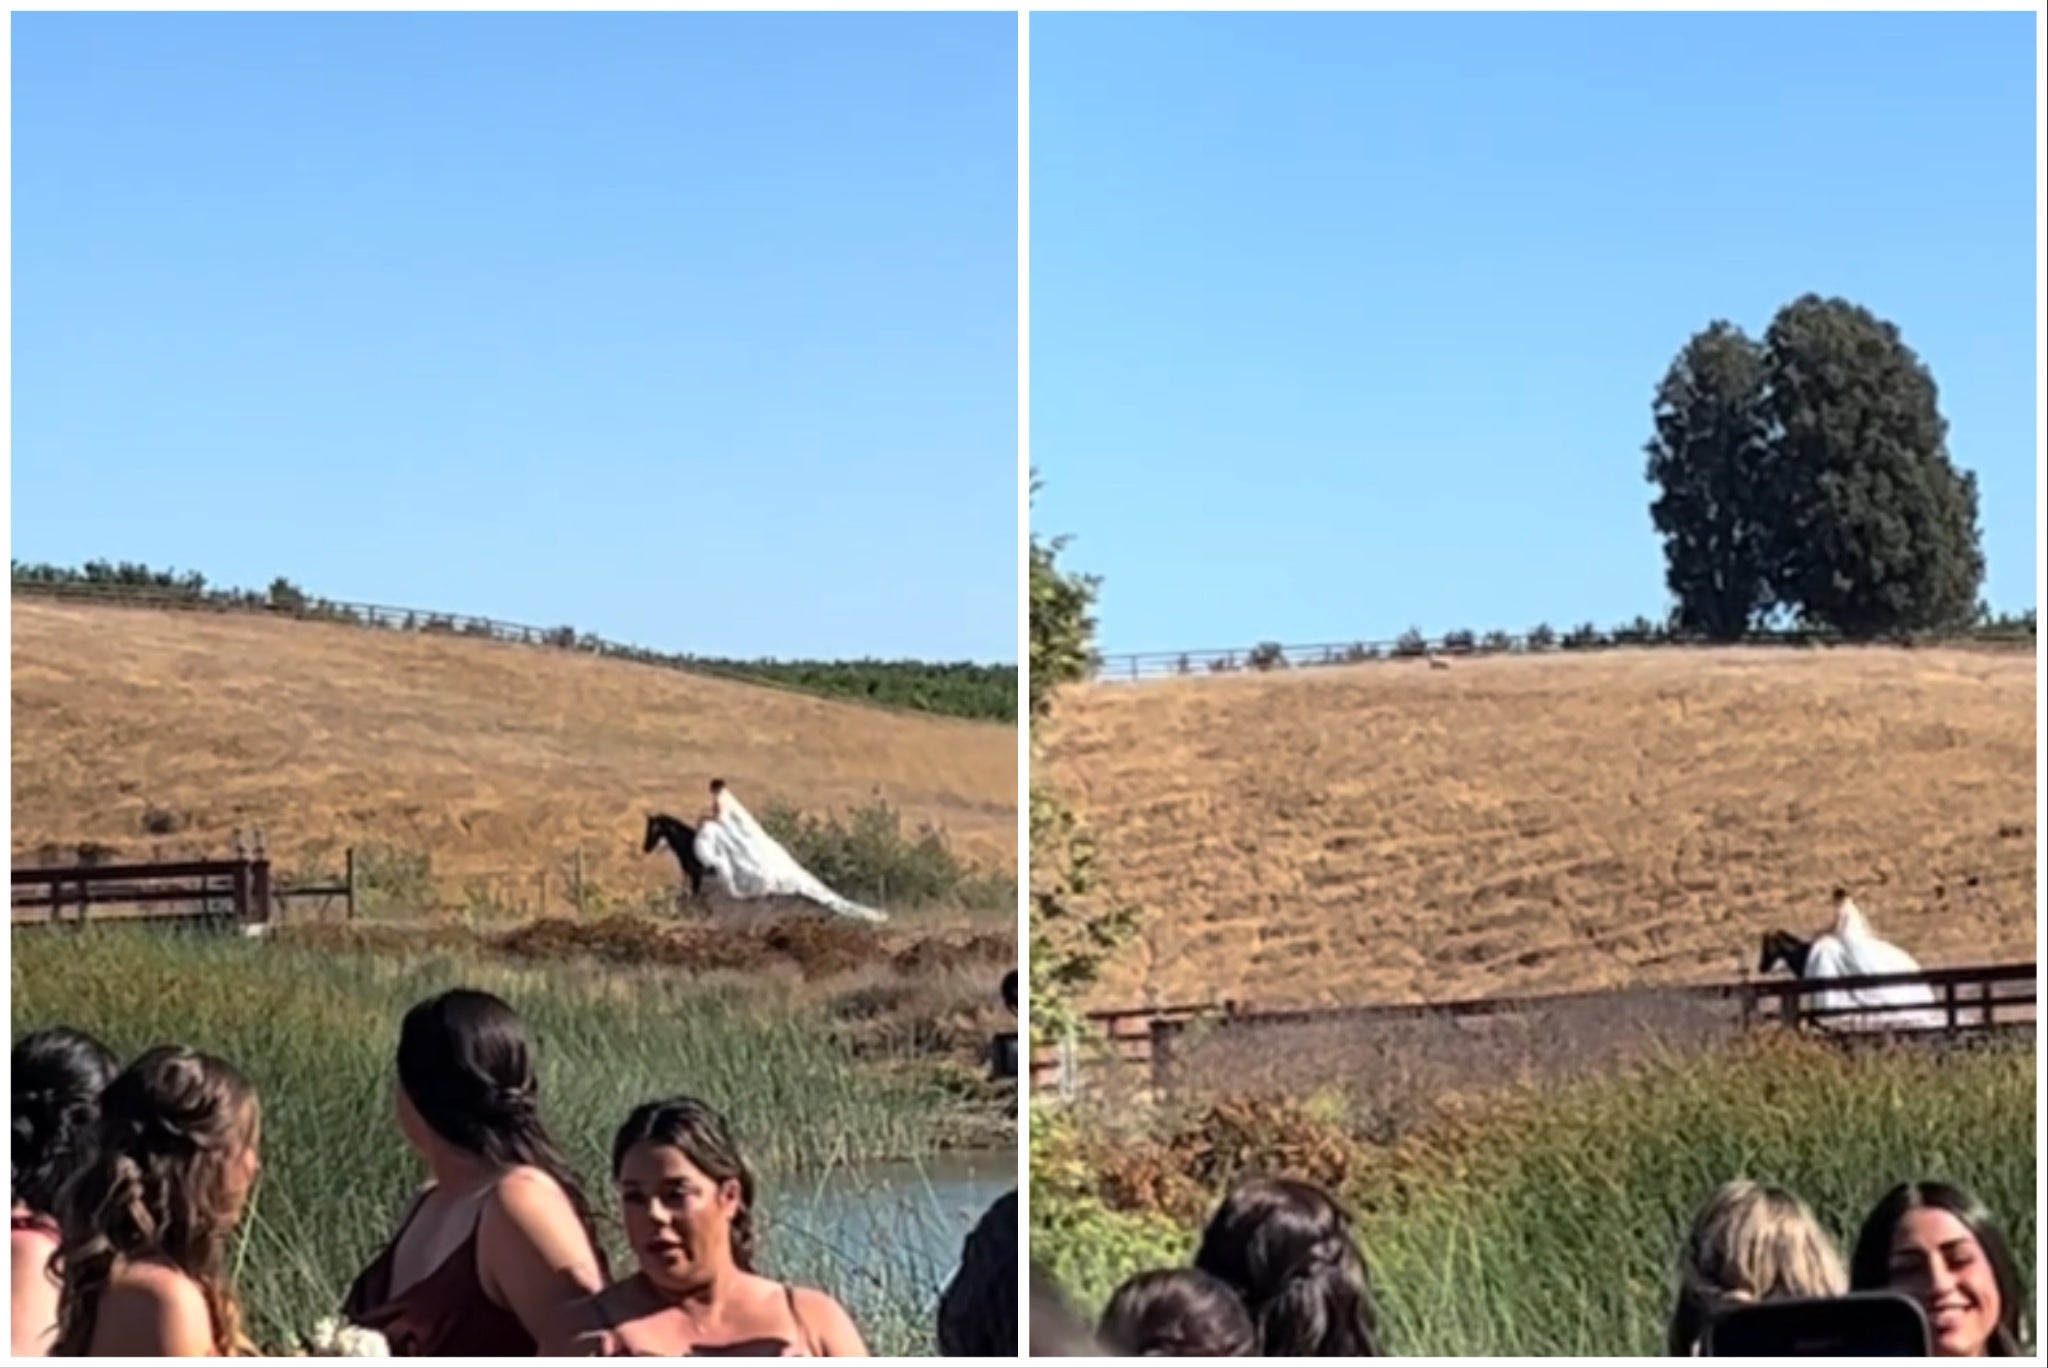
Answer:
890;930;1014;977
275;911;1011;983
489;914;877;979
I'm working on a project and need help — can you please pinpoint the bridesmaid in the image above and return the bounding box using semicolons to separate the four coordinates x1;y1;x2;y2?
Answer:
343;989;608;1355
569;1097;867;1357
52;1046;262;1357
11;1027;121;1356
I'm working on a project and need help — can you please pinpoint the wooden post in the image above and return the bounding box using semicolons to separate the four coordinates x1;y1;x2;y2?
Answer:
538;868;549;915
230;832;251;925
1149;1017;1182;1098
345;848;357;922
250;832;272;927
1943;979;1959;1031
573;851;586;916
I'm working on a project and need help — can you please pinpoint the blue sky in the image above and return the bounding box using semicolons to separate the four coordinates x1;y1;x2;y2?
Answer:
11;13;1017;663
1033;12;2039;654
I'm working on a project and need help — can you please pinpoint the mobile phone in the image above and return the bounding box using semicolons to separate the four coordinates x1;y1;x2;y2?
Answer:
1704;1292;1930;1357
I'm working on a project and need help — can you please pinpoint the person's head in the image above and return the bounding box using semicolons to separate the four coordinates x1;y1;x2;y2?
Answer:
1099;1268;1257;1357
12;1026;121;1216
53;1046;261;1356
709;778;727;796
394;989;599;1243
1667;1179;1847;1356
1193;1176;1382;1356
1851;1181;2025;1357
611;1097;757;1288
936;1189;1018;1356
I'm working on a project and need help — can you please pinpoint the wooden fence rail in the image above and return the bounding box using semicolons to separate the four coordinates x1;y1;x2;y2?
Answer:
12;839;273;930
1094;625;2037;683
1030;961;2037;1097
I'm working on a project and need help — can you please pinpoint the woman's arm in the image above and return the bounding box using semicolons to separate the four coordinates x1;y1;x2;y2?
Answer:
87;1264;217;1356
793;1287;870;1358
10;1230;61;1357
477;1167;608;1354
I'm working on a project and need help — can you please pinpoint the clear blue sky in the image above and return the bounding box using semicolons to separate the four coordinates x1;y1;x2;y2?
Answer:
1034;12;2039;654
11;13;1017;663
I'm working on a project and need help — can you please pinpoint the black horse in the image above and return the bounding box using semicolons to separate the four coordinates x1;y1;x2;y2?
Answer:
1758;929;1813;977
643;813;709;900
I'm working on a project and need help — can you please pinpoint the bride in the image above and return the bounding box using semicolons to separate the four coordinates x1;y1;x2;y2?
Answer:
692;780;887;923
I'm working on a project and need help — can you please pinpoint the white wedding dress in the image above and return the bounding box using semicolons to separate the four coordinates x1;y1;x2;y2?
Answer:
1801;896;1939;1031
692;787;888;924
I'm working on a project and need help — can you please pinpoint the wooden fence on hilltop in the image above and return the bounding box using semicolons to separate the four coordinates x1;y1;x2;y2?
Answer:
1031;961;2037;1102
1093;624;2038;683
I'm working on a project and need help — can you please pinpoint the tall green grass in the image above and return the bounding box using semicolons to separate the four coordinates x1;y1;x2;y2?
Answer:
11;927;989;1355
1033;1033;2037;1356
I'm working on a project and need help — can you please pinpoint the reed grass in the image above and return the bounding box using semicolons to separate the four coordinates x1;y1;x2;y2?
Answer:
1033;1031;2037;1356
11;926;996;1354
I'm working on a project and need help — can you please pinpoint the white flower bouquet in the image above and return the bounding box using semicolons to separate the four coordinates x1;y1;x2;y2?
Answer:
301;1317;390;1357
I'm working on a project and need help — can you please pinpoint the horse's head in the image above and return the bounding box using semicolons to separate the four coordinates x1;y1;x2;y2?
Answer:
1759;929;1809;977
1001;969;1018;1015
643;814;664;854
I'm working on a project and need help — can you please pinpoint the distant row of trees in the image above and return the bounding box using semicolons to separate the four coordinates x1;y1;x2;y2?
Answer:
10;560;1016;722
1215;605;2036;674
1645;294;1995;640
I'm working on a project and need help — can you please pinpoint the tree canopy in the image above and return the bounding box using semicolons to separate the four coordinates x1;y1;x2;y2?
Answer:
1645;295;1985;640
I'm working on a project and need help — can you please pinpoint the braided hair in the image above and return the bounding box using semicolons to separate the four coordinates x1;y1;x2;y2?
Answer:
12;1026;120;1216
1194;1176;1383;1356
52;1045;259;1356
396;989;604;1261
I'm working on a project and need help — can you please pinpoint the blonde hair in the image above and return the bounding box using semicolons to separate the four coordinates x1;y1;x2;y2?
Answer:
54;1046;260;1357
1667;1180;1847;1356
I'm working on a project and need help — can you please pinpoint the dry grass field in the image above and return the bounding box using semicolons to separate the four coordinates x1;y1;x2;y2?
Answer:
1042;646;2036;1010
10;600;1016;905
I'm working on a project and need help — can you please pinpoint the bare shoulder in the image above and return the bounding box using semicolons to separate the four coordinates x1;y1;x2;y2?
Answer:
93;1262;214;1354
9;1225;57;1262
788;1285;864;1353
483;1165;577;1224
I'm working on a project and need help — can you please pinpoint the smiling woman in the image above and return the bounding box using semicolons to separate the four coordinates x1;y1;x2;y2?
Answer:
1851;1181;2030;1359
570;1098;869;1358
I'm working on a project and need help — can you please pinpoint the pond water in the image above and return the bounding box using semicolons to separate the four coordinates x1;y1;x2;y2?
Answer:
767;1150;1014;1280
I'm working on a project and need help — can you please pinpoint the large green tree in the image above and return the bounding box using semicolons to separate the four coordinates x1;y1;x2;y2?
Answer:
1644;321;1776;640
1760;295;1984;637
1646;296;1985;639
1028;476;1132;1044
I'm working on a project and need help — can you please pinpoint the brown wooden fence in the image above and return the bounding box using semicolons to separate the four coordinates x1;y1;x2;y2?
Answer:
13;840;274;930
1030;961;2037;1100
1093;626;2037;683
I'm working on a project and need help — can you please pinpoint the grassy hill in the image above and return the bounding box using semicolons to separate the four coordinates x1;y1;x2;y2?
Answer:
10;599;1016;911
1041;645;2035;1009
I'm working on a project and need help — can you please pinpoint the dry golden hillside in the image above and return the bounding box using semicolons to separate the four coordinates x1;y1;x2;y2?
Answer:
1043;647;2037;1009
10;600;1016;906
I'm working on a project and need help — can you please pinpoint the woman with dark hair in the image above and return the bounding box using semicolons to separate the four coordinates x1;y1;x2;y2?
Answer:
568;1096;866;1356
1850;1180;2028;1357
936;1189;1017;1356
1193;1176;1383;1356
12;1027;121;1356
343;988;607;1355
1098;1267;1257;1356
52;1045;263;1356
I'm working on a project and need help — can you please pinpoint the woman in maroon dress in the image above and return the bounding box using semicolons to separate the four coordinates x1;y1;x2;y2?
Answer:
343;989;608;1356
